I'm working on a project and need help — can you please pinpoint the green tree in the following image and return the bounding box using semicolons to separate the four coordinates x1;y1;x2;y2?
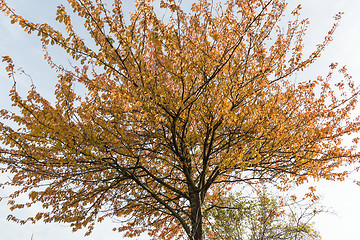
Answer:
205;189;322;240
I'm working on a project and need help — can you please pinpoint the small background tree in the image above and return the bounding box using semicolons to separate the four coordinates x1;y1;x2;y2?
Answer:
205;187;323;240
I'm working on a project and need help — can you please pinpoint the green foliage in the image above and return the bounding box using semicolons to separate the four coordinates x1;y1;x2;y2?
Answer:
205;189;322;240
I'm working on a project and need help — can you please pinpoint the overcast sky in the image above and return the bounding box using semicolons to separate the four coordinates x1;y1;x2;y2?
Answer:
1;0;360;239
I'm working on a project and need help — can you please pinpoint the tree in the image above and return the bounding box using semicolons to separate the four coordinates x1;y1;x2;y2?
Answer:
205;188;323;240
0;0;359;239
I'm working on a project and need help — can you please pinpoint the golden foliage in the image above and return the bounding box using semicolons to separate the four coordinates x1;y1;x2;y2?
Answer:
0;0;359;239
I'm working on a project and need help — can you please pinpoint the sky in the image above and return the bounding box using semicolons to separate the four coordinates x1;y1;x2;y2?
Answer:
1;0;360;239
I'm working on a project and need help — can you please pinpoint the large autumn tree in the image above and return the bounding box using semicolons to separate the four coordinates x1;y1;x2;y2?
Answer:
0;0;359;239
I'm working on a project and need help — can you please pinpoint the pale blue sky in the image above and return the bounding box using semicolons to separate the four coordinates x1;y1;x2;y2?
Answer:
1;0;360;239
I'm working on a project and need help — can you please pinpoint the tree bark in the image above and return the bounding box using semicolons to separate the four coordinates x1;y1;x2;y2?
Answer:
189;191;203;240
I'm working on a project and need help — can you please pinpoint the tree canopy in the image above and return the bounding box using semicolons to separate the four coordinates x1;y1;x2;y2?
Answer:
0;0;359;239
205;188;322;240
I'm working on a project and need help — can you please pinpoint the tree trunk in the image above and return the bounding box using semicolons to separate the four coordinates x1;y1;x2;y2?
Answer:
189;192;203;240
